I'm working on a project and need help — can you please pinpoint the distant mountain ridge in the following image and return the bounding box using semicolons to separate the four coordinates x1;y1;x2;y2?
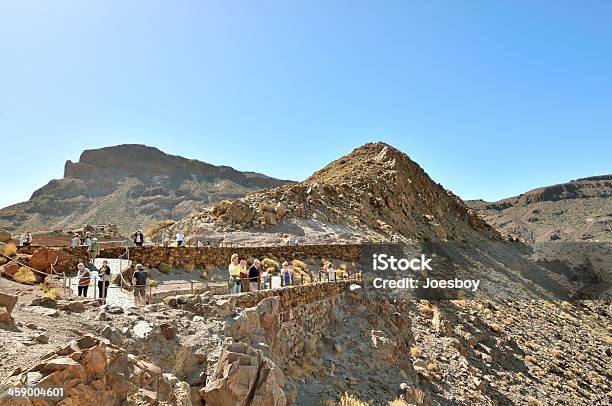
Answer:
0;144;293;234
468;175;612;242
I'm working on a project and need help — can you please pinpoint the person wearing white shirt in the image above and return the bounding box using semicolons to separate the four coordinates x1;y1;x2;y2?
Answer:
176;232;185;247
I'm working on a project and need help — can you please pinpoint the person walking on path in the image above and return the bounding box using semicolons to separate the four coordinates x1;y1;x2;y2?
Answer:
70;234;79;247
98;260;112;304
228;254;241;294
132;264;149;306
77;262;91;297
88;237;100;261
176;232;185;247
134;230;145;247
239;259;250;292
82;233;92;247
249;259;261;291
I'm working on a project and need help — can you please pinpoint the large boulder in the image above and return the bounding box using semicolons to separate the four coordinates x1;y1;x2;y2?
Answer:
0;292;18;313
0;229;11;243
0;306;13;325
202;342;287;406
29;247;76;274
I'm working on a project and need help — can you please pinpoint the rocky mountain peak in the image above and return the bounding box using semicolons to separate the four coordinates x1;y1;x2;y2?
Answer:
159;142;501;244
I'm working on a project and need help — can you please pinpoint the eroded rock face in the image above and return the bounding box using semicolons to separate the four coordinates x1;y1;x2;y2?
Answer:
202;342;287;406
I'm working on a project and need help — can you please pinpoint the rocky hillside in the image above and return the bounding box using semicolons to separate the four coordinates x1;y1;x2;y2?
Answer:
0;145;292;235
468;175;612;243
157;142;501;245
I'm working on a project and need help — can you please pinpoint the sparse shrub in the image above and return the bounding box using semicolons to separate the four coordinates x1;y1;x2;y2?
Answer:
3;243;17;257
14;267;37;284
409;347;422;358
182;263;195;272
41;287;61;300
389;400;408;406
524;355;537;365
158;263;172;274
426;361;437;371
144;220;176;238
291;259;308;271
265;267;277;274
262;258;279;271
148;279;158;286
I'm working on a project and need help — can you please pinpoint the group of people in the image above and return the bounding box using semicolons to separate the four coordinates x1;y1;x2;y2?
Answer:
19;231;32;247
227;254;296;294
75;259;149;306
71;233;101;262
75;259;112;304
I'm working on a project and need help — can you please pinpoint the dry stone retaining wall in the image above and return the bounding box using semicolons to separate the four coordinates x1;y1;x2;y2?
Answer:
99;245;362;270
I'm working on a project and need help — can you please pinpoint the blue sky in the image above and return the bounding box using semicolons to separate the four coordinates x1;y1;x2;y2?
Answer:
1;0;611;208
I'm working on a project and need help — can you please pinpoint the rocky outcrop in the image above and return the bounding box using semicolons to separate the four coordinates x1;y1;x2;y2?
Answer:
159;142;502;245
0;144;292;235
15;334;193;405
202;342;288;406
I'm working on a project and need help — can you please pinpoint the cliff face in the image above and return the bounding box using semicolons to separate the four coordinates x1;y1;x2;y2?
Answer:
468;176;612;243
158;142;501;245
0;144;292;234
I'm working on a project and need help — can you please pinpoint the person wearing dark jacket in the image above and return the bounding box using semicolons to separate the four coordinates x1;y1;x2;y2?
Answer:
134;230;145;247
248;259;261;291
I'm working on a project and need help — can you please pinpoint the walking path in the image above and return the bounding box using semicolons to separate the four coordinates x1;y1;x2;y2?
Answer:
65;258;134;309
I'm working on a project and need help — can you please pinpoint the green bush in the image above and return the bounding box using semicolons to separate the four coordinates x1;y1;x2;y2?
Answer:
261;258;279;272
148;279;158;286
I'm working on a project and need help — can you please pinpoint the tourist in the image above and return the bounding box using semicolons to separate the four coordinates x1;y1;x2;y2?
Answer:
249;259;261;291
98;260;112;304
132;263;149;305
77;262;91;297
327;263;336;282
20;231;32;247
88;237;100;261
70;234;79;247
228;254;241;294
239;259;250;292
176;232;185;247
260;268;270;289
134;230;145;247
197;240;204;248
281;261;292;286
82;233;92;247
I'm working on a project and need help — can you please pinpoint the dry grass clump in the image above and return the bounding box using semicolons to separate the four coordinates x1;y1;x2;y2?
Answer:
3;242;17;257
418;302;433;318
488;322;503;333
526;396;541;405
144;220;176;238
388;400;408;406
158;263;172;274
409;347;422;358
339;393;368;406
14;267;37;284
41;287;61;300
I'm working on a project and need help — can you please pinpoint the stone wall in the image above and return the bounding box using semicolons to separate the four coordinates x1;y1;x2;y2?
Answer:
233;281;353;365
99;245;362;270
